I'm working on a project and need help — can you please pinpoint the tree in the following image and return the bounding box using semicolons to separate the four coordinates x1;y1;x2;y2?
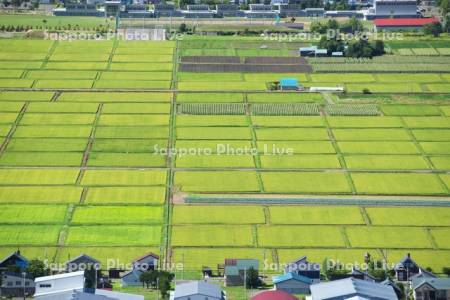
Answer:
139;270;159;289
26;259;49;279
310;21;328;34
318;35;345;54
327;18;339;30
371;40;385;56
245;267;260;289
423;22;443;37
438;0;449;16
178;23;187;33
157;271;174;299
368;260;389;281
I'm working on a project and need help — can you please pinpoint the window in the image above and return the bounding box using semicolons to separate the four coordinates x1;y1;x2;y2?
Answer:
25;282;30;286
15;281;21;286
39;284;52;288
7;282;13;287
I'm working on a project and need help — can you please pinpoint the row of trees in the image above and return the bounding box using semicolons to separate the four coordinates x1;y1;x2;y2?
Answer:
1;0;38;8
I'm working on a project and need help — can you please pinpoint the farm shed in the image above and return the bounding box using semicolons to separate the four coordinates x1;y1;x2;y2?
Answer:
273;272;312;294
374;18;439;31
224;259;259;286
280;78;299;91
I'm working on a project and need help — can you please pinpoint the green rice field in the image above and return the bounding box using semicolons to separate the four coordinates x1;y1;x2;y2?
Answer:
0;37;449;280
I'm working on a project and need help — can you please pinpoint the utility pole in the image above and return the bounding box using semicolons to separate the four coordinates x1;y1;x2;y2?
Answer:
22;272;26;300
243;268;247;300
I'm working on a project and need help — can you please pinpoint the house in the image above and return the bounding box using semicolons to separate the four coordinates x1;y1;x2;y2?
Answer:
251;290;299;300
412;277;450;300
310;278;398;300
273;272;312;294
224;259;259;286
284;256;321;283
0;250;29;271
394;253;421;282
121;252;159;287
65;254;101;272
170;280;225;300
1;271;35;298
132;252;159;271
34;271;143;300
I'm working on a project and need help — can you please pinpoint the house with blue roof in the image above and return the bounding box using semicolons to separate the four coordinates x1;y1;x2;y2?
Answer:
412;277;450;300
0;251;29;271
284;256;321;283
310;278;398;300
273;272;313;294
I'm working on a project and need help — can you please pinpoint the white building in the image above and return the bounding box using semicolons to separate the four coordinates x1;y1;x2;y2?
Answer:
364;0;418;19
34;271;143;300
34;271;85;299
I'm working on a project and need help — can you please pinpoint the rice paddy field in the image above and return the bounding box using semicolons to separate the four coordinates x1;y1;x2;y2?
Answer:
0;37;449;282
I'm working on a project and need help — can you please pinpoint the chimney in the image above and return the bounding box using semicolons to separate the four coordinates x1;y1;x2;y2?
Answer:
407;253;411;258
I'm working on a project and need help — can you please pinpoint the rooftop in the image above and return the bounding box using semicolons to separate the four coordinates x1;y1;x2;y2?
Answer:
173;280;223;298
374;17;438;26
310;278;397;300
273;272;312;284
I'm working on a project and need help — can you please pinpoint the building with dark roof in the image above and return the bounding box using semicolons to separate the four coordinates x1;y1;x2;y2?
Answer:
0;251;29;271
65;254;101;272
284;256;320;283
394;253;421;282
